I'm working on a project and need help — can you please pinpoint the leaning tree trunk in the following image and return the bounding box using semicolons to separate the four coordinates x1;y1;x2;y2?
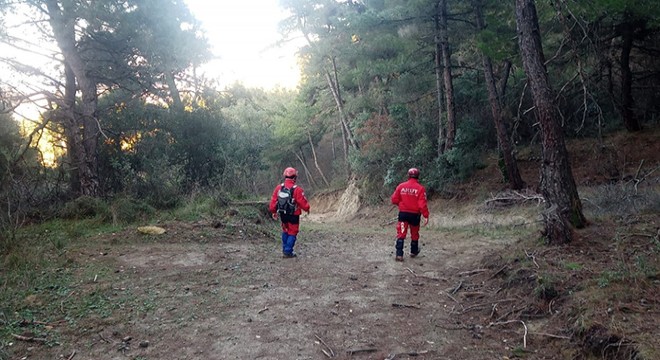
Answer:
308;131;330;186
325;58;359;151
46;0;101;196
475;0;525;190
294;150;318;188
515;0;587;244
439;0;456;151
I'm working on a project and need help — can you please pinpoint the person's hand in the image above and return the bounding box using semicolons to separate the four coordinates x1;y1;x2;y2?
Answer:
423;216;429;226
272;212;278;220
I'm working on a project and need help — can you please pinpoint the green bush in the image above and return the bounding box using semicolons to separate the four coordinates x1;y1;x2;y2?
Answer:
60;196;110;220
110;196;155;224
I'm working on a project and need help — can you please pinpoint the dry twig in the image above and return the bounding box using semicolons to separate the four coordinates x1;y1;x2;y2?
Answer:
385;350;430;359
525;250;540;268
405;267;417;277
392;303;421;309
314;334;335;358
11;333;47;343
451;281;463;295
461;298;517;314
441;291;460;305
489;265;508;279
347;348;378;355
531;332;571;340
488;320;528;348
458;269;487;276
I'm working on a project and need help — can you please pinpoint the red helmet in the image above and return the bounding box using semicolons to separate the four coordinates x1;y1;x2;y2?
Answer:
408;167;420;179
283;167;298;178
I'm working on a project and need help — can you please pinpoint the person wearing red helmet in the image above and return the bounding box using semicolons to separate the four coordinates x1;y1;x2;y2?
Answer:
390;167;429;261
269;167;311;258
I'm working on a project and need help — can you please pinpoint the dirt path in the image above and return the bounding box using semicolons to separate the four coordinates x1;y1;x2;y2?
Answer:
12;202;536;360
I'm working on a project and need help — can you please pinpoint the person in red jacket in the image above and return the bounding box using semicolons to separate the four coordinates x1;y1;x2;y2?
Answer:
391;167;429;261
269;167;311;258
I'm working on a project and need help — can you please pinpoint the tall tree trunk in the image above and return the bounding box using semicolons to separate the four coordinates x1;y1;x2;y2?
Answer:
46;0;100;196
498;60;512;102
515;0;586;244
619;16;641;132
165;70;184;112
439;0;456;151
475;0;525;190
434;7;446;156
338;115;349;173
62;62;81;195
308;131;330;186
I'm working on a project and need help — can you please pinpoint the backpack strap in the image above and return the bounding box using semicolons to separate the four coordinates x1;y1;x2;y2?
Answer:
281;183;296;192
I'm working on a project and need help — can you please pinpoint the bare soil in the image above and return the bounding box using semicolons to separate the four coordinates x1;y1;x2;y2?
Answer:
8;200;548;360
6;128;659;360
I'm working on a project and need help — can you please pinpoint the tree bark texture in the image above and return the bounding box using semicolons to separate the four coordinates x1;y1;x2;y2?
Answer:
434;5;446;156
439;0;456;151
475;0;525;190
515;0;586;244
62;62;81;195
46;0;101;196
166;70;184;112
619;16;641;132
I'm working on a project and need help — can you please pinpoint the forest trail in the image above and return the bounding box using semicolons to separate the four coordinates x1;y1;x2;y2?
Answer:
13;194;545;360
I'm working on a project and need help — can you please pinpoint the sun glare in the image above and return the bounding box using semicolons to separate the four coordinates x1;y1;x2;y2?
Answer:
184;0;303;89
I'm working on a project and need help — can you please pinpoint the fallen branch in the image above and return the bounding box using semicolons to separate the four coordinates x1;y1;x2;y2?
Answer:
386;350;430;359
461;298;518;314
451;281;463;295
314;334;335;358
462;291;488;298
67;350;76;360
258;306;269;314
530;332;571;340
440;291;460;305
11;333;47;343
458;269;487;276
392;303;421;309
347;347;378;355
485;190;544;207
489;265;508;279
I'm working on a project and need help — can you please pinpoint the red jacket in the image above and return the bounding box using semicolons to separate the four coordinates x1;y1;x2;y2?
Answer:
269;178;310;216
391;178;429;218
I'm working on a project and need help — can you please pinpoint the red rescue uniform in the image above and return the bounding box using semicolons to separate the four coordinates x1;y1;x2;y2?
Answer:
269;178;310;235
391;178;429;241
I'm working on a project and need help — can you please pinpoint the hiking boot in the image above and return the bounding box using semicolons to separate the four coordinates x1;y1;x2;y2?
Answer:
395;255;404;262
410;241;419;258
283;252;297;258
